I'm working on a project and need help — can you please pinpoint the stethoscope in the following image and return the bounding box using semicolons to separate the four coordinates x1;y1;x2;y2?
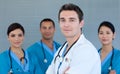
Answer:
8;47;27;74
54;37;79;63
41;40;48;63
40;40;60;64
98;47;114;71
54;41;67;63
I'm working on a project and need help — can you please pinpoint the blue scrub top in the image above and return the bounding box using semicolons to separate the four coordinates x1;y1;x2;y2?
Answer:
0;49;43;74
98;48;120;74
27;41;61;74
10;50;29;72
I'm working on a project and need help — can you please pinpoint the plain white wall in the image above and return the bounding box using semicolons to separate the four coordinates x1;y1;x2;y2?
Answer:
0;0;120;53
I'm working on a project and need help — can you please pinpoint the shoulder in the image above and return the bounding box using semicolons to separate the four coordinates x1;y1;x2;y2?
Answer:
77;34;96;49
113;48;120;63
73;35;99;60
0;50;9;59
114;48;120;56
113;49;120;61
114;48;120;52
0;50;10;68
112;48;120;71
27;41;42;51
28;42;40;48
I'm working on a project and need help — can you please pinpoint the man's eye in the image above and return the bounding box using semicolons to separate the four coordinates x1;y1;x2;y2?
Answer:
69;18;76;22
70;19;74;22
60;19;65;22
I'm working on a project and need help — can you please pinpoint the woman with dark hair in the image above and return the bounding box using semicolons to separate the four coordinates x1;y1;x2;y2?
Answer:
98;21;120;74
0;23;42;74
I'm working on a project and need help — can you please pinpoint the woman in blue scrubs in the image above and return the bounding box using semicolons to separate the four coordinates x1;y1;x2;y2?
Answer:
98;21;120;74
0;23;42;74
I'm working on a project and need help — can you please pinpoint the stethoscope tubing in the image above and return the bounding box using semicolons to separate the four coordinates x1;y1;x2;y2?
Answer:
54;41;67;63
41;40;47;63
40;40;60;63
98;48;114;70
54;37;79;63
8;47;27;73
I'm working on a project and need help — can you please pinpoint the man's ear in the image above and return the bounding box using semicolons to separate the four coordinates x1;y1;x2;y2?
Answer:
80;20;84;28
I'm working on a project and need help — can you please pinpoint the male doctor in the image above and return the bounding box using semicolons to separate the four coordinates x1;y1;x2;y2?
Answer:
46;3;101;74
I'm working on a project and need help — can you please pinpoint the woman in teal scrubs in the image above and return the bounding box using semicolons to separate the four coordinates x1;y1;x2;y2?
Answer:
98;21;120;74
0;23;42;74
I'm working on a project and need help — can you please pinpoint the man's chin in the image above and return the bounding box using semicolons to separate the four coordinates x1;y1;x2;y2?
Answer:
44;37;52;40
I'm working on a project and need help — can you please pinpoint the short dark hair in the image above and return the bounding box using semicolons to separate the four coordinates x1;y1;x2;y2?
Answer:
40;18;55;28
7;23;25;36
98;21;115;34
58;3;84;22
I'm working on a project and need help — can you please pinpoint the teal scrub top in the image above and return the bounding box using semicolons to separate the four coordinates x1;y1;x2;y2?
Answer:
0;49;43;74
27;41;61;74
98;48;120;74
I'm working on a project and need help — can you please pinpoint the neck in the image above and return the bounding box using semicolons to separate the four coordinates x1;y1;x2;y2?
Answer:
10;46;24;64
101;44;113;53
66;33;80;51
41;38;54;50
42;38;53;44
10;46;22;52
100;44;113;62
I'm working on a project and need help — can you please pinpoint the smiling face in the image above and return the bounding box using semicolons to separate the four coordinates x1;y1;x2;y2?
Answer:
59;10;84;38
8;29;24;49
40;21;55;40
98;26;115;46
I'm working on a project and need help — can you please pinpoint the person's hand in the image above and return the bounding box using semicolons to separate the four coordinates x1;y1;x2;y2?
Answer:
109;70;116;74
63;66;70;74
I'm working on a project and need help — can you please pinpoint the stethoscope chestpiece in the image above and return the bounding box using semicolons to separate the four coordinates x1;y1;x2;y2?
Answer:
8;69;13;74
108;66;112;70
44;59;47;63
59;56;63;63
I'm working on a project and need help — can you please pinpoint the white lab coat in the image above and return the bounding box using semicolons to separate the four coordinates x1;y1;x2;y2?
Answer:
46;34;101;74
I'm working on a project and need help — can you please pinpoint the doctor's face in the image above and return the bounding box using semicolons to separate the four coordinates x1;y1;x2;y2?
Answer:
98;26;115;46
40;21;55;40
8;29;24;49
59;10;83;38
